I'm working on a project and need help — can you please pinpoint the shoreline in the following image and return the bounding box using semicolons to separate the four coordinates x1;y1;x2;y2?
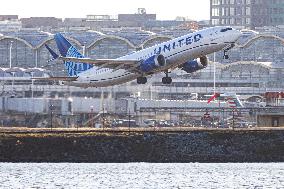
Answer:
0;127;284;163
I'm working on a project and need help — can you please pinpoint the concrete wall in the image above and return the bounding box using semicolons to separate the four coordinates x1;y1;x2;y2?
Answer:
71;97;115;113
1;130;284;162
258;115;284;127
6;98;48;113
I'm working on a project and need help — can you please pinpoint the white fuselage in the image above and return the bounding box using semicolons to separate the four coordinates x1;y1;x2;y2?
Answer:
66;26;242;87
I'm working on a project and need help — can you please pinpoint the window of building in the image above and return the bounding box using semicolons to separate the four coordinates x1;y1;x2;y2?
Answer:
273;8;277;14
226;7;230;16
222;7;226;16
236;18;242;25
236;7;242;15
212;0;221;5
230;0;235;4
236;0;242;4
212;19;220;25
230;8;235;16
212;8;220;16
246;18;251;25
222;0;230;4
246;7;251;15
242;18;246;25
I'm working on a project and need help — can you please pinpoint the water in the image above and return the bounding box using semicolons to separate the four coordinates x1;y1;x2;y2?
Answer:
0;163;283;189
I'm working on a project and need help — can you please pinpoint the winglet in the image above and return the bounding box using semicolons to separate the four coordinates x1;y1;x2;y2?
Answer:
45;44;59;62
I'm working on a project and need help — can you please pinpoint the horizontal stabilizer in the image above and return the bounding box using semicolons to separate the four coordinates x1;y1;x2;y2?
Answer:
45;44;59;62
32;76;78;81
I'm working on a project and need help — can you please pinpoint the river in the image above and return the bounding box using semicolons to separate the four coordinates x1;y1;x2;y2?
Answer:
0;163;283;188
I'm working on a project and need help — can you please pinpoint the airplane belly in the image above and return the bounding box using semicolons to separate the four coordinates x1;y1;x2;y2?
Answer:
167;43;226;66
67;70;138;87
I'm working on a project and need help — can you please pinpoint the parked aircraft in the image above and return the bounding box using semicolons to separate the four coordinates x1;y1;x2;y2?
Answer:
42;26;241;87
207;92;244;108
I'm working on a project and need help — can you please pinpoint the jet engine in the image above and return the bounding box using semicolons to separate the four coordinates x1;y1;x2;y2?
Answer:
180;56;208;73
139;54;166;73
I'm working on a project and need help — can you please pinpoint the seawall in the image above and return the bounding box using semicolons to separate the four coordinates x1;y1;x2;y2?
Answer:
0;129;284;162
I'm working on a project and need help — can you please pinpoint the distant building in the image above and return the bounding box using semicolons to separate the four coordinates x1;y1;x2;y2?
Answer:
118;13;156;23
210;0;284;29
0;20;21;31
0;15;18;21
117;8;156;27
21;17;62;28
86;15;115;21
63;9;158;30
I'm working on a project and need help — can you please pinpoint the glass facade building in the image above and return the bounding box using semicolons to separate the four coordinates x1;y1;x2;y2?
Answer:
210;0;284;29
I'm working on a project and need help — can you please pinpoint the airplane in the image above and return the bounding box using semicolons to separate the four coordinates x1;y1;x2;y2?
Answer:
207;92;244;108
41;26;242;87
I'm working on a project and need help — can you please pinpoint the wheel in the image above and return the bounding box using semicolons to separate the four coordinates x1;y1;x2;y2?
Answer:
166;77;172;84
141;77;147;84
137;78;141;84
137;77;147;84
162;77;172;84
162;77;167;84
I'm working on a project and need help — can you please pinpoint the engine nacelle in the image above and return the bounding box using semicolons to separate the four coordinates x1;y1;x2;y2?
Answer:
180;56;208;73
139;54;166;73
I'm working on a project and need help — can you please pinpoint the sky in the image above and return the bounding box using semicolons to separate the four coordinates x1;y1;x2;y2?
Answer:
0;0;210;21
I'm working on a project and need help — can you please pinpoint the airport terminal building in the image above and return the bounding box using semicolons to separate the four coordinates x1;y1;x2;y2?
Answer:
0;12;283;127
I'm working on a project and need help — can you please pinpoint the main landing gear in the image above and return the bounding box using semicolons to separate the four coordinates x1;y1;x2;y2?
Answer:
162;71;172;84
223;43;235;59
137;71;172;85
137;76;147;84
223;50;229;59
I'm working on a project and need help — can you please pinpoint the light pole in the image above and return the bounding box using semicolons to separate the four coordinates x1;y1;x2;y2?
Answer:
90;105;94;128
82;45;86;56
213;52;216;95
9;41;13;69
31;72;34;98
128;109;131;133
50;104;54;131
68;97;73;128
102;103;105;130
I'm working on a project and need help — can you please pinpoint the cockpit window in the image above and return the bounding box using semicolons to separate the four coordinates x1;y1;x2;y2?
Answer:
220;28;233;32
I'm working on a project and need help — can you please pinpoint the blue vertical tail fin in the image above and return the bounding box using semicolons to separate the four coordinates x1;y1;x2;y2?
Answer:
53;33;93;76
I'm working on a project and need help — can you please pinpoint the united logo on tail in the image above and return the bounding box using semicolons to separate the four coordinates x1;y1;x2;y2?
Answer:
53;33;93;76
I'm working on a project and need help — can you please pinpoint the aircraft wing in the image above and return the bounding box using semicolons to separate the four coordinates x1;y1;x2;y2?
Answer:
59;56;141;72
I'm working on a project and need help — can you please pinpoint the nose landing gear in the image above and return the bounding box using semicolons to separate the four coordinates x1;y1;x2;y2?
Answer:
162;71;172;84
